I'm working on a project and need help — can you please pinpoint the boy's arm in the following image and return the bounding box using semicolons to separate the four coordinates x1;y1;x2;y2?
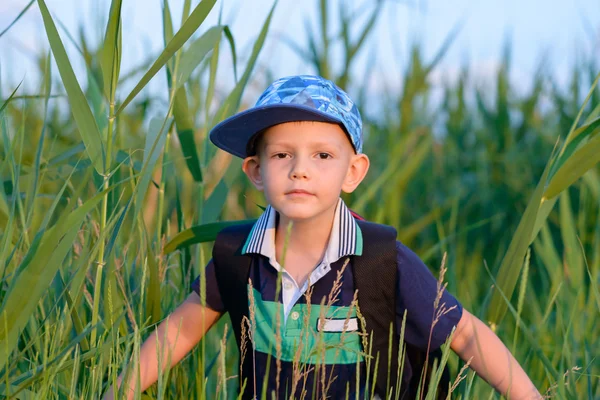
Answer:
103;292;222;400
450;309;542;400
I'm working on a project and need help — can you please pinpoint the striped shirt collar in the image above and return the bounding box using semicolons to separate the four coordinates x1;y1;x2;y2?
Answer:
241;198;363;264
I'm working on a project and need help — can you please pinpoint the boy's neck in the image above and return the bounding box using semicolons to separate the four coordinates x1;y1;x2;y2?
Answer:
274;204;337;267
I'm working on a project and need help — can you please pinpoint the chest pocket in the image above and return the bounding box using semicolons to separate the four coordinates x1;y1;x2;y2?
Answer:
251;286;364;365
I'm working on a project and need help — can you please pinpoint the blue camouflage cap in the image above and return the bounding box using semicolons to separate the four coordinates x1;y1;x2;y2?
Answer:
209;75;363;158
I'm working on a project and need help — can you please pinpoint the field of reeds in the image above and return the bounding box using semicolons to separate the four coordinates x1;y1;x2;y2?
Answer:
0;0;599;398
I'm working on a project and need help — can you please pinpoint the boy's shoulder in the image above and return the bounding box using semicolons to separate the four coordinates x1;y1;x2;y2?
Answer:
351;216;423;263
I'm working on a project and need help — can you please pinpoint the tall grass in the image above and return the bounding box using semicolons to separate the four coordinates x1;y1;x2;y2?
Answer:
0;0;599;398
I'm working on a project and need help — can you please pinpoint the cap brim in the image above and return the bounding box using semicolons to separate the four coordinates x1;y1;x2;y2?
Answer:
209;104;342;158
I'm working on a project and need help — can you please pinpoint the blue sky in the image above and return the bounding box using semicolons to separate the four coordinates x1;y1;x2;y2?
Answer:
1;0;599;102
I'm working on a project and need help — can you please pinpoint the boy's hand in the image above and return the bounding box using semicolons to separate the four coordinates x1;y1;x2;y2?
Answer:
102;293;222;400
450;309;543;400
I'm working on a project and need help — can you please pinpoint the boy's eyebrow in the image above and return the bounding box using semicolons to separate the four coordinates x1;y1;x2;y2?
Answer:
306;142;349;153
262;142;292;150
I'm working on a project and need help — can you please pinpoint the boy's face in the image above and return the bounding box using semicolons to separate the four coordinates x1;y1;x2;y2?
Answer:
242;121;369;222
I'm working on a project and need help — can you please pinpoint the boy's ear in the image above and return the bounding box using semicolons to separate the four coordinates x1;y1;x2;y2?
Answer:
242;156;264;191
342;153;370;193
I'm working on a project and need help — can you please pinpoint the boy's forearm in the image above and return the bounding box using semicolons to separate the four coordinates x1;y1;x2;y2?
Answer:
111;319;188;400
451;310;542;400
119;328;165;399
104;294;221;399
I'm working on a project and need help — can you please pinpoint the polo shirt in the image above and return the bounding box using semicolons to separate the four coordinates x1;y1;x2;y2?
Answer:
191;198;463;398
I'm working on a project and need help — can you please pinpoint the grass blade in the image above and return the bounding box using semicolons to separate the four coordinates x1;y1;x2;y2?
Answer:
100;0;123;101
171;25;224;182
37;0;105;175
0;81;23;115
176;26;223;90
547;116;600;182
145;238;161;325
0;186;112;368
162;0;175;80
0;0;35;39
46;142;86;167
559;192;583;287
483;263;560;380
25;53;51;225
486;163;551;325
201;179;228;224
353;135;431;214
173;88;203;181
544;134;600;199
116;0;217;114
209;0;278;128
134;117;173;217
223;26;238;82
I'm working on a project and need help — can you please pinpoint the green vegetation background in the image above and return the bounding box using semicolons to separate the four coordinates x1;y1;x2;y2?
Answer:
0;0;598;398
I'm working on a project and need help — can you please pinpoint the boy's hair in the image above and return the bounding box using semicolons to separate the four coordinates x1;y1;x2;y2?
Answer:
245;129;266;157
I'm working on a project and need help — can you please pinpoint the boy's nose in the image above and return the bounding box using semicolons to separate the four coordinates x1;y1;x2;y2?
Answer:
291;170;308;179
290;160;309;180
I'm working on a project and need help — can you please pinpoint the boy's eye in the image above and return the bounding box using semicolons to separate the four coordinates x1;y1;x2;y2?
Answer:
273;153;289;159
317;153;332;159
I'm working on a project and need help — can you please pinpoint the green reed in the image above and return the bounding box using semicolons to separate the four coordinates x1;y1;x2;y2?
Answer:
0;0;598;398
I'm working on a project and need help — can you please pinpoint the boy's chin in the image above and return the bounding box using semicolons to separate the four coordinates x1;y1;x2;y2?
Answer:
275;204;330;222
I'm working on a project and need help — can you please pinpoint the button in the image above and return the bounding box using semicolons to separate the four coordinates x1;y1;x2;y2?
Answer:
291;311;300;320
284;282;293;290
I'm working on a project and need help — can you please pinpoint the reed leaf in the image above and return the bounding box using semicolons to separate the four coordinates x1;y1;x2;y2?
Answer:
201;180;228;224
209;1;278;128
1;1;599;397
171;25;224;182
37;0;105;175
134;117;173;218
0;185;113;368
0;0;35;39
163;219;257;254
173;88;203;182
162;0;175;83
353;134;431;214
544;134;600;199
559;191;584;288
0;81;23;115
547;116;600;182
25;54;51;225
100;0;123;102
116;0;217;114
63;233;93;352
223;26;238;82
486;162;551;325
176;26;223;90
145;237;162;325
483;264;560;380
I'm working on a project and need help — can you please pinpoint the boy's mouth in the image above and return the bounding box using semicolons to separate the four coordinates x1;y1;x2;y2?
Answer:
286;189;314;196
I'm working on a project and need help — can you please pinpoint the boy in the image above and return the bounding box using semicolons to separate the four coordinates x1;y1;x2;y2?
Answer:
105;75;542;399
